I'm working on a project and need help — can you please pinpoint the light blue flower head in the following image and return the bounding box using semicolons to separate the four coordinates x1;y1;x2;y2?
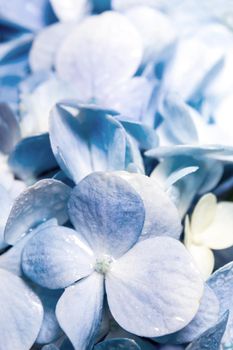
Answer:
22;171;204;350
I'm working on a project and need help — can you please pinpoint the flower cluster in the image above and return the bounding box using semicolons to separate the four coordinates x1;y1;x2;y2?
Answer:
1;1;233;350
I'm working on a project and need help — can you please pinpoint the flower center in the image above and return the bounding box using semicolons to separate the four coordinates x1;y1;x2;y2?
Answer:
94;255;114;275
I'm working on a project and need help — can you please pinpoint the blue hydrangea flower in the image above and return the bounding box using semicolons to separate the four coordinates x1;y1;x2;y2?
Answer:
22;172;204;350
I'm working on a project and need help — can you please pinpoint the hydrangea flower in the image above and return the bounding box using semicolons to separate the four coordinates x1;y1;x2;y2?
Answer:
185;193;233;279
22;172;204;350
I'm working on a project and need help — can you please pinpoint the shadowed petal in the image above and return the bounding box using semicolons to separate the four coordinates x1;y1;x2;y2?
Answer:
8;133;57;181
0;103;20;154
95;338;141;350
0;0;55;31
49;103;129;184
56;273;104;350
35;287;63;345
186;312;229;350
208;261;233;347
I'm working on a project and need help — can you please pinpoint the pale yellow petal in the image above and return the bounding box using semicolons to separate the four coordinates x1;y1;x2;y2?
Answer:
186;243;214;280
200;202;233;250
191;193;217;235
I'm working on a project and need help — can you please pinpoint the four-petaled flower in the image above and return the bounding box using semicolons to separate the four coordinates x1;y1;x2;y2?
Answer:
22;172;204;350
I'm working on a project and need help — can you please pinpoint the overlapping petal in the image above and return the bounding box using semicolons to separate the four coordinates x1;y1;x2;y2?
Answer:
22;225;95;289
56;273;104;350
0;268;43;350
49;103;140;184
159;285;219;344
4;179;70;245
68;172;145;258
115;172;182;239
55;11;143;100
208;261;233;347
186;312;229;350
106;237;204;337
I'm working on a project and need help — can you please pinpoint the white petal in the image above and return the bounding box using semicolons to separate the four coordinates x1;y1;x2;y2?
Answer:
29;22;73;73
125;6;176;64
20;76;77;136
55;11;143;100
50;0;88;22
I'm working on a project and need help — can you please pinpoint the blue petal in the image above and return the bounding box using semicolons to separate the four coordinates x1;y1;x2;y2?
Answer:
56;273;104;350
0;219;58;276
106;237;204;337
197;161;223;195
42;345;59;350
105;323;156;350
145;144;231;161
0;103;20;154
95;338;141;350
156;285;219;344
35;286;63;344
68;172;145;259
0;185;12;250
22;225;94;289
208;261;233;347
116;172;182;240
50;103;131;184
4;179;71;245
55;12;142;99
0;268;43;350
0;59;28;110
104;77;153;121
158;346;185;350
160;93;199;144
8;133;58;181
0;0;55;31
92;0;111;13
119;119;158;150
186;312;229;350
0;33;32;63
